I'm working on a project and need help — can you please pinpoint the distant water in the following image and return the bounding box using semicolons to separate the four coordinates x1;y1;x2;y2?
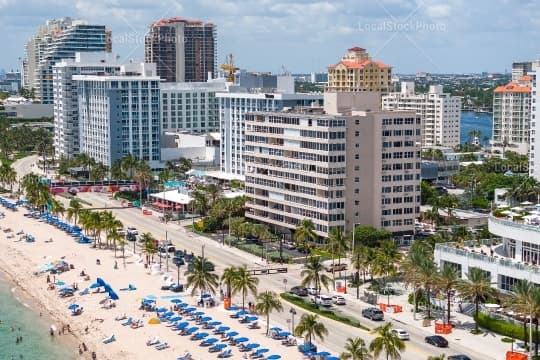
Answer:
0;273;75;360
461;111;493;145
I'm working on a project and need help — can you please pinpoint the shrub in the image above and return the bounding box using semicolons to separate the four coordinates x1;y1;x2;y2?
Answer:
475;312;539;343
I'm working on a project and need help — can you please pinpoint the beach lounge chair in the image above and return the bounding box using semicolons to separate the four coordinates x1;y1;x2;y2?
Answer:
146;336;160;346
115;314;127;321
102;334;115;344
217;348;232;358
155;342;169;350
177;351;193;360
121;317;132;326
209;343;227;353
248;321;260;329
79;288;89;296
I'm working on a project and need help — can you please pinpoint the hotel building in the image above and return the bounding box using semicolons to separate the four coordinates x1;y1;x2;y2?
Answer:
74;63;161;168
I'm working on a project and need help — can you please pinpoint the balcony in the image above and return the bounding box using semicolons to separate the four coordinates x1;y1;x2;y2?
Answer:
488;216;540;244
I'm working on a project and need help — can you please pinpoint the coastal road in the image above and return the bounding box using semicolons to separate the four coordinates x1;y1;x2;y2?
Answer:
74;192;489;360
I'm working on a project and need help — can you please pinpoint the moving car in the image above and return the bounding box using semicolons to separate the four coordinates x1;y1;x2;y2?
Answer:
425;335;448;348
290;286;308;296
311;295;332;307
391;328;409;340
447;356;472;360
361;307;384;321
331;295;346;305
127;226;138;235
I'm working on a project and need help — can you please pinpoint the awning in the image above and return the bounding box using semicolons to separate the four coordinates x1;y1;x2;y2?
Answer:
152;202;171;209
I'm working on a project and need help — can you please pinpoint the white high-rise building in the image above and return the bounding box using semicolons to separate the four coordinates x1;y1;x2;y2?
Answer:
382;82;461;147
217;87;323;175
74;63;161;168
160;80;227;134
530;64;540;179
53;52;121;158
492;76;531;155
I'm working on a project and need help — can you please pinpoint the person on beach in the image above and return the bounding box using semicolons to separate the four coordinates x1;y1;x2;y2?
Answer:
82;342;87;351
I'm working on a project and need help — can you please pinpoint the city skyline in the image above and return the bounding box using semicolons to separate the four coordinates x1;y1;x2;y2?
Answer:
2;0;540;75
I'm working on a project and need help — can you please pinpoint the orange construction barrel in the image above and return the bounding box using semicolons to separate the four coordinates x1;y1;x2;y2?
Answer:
224;297;231;310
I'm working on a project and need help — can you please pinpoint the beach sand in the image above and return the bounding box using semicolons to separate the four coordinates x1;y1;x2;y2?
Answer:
0;198;304;360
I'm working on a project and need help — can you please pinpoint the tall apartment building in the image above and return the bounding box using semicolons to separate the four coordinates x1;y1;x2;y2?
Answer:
53;52;122;158
382;82;461;147
244;92;421;238
74;63;161;168
512;61;533;81
24;18;110;103
145;17;216;82
160;80;226;134
217;88;323;175
530;64;540;179
327;47;391;93
492;76;531;155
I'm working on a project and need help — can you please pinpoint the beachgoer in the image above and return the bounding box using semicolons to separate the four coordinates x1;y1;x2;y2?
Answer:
91;351;96;360
84;326;88;334
79;346;83;355
82;342;87;351
49;328;54;336
46;275;50;283
114;261;118;269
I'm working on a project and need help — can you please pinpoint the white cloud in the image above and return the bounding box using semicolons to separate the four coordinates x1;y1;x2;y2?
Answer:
424;4;451;18
0;0;14;9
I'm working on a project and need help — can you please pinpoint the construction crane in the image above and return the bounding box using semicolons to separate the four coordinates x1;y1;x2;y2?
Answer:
220;53;238;82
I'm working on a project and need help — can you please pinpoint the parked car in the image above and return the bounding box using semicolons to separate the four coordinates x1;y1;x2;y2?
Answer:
513;342;528;353
283;242;296;250
379;286;398;295
361;307;384;321
425;335;448;348
331;295;346;305
127;226;138;235
187;260;215;272
174;250;185;258
391;328;409;340
447;356;472;360
306;287;318;295
325;263;347;272
311;295;332;307
290;286;308;296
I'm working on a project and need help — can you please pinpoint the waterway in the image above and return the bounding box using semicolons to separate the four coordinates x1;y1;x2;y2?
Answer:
460;111;493;146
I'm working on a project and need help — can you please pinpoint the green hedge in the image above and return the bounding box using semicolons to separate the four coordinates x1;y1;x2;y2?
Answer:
475;312;538;342
234;241;291;263
280;293;369;331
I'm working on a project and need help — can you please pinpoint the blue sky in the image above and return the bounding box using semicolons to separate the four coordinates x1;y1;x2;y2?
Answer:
1;0;539;74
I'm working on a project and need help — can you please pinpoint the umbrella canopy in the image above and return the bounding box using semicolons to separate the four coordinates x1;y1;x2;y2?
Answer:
68;304;79;310
170;298;182;304
148;318;161;324
245;343;260;350
193;311;205;316
235;337;249;343
255;348;269;355
145;295;157;300
108;290;119;301
209;321;222;326
169;316;182;322
96;278;106;287
267;355;281;360
317;351;331;356
176;322;189;329
89;283;101;289
178;303;188;308
200;316;212;322
163;311;175;317
278;331;290;337
156;307;168;313
245;316;258;322
184;307;196;313
326;357;339;360
203;338;218;344
226;331;239;337
213;343;227;350
235;310;248;316
55;281;65;286
195;332;209;338
216;326;230;332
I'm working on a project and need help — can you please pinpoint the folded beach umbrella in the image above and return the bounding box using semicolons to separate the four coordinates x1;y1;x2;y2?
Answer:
148;318;161;325
68;304;79;310
266;355;281;360
270;327;281;331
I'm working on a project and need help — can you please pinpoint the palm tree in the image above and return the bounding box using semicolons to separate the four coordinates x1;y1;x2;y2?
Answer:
255;291;283;336
121;153;138;179
371;240;402;305
66;199;83;225
427;355;446;360
369;322;405;360
232;265;259;310
221;266;238;298
49;198;65;219
140;232;157;266
294;219;317;255
326;228;349;288
436;265;460;324
300;256;331;295
294;314;328;346
506;280;540;353
205;183;222;205
456;267;498;332
110;159;126;180
191;189;210;217
401;242;431;320
185;257;219;296
21;172;50;212
133;160;152;208
351;246;372;299
177;157;193;175
340;337;372;360
117;236;128;267
107;228;124;259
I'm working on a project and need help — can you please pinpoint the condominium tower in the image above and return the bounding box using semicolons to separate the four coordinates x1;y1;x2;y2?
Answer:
327;47;392;93
160;80;227;134
217;87;323;176
382;82;461;147
530;64;540;179
24;18;110;103
145;17;216;82
244;92;421;238
74;63;161;168
492;76;531;155
53;52;121;158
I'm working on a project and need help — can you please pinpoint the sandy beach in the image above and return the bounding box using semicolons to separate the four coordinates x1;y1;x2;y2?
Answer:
0;196;307;360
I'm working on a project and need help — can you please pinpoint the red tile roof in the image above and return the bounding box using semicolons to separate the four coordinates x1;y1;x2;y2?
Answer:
348;47;365;52
329;59;391;70
494;81;531;93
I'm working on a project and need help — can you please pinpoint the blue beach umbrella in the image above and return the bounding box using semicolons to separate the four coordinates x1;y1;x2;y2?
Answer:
326;357;339;360
68;304;79;310
184;307;196;313
270;327;281;331
266;355;281;360
144;295;157;300
170;298;182;304
216;326;230;332
209;321;221;326
169;316;182;322
178;303;188;308
55;280;65;286
255;348;269;355
225;331;238;337
96;278;106;287
193;311;205;316
200;316;212;322
235;310;248;317
317;351;331;357
156;307;168;313
235;337;249;343
245;343;260;350
108;290;119;301
212;343;227;351
245;316;258;322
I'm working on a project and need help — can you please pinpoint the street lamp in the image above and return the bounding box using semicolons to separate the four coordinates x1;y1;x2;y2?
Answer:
351;223;362;299
289;308;297;334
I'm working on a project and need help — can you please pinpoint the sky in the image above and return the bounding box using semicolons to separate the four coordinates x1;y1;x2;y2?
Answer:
1;0;540;75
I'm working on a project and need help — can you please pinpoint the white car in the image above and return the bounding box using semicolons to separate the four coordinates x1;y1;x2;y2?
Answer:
513;342;527;353
127;226;138;235
391;328;410;340
306;287;318;295
332;295;346;305
312;295;332;307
